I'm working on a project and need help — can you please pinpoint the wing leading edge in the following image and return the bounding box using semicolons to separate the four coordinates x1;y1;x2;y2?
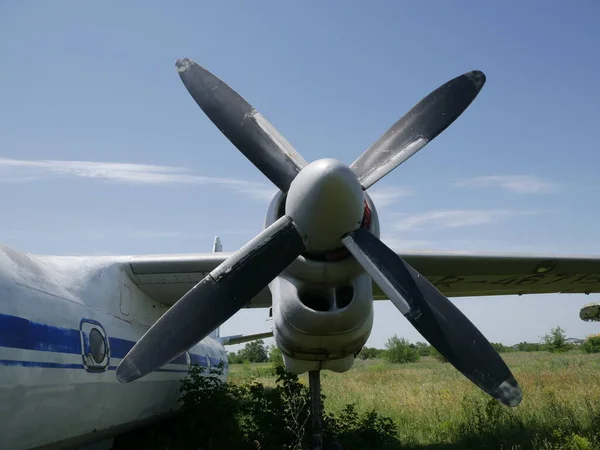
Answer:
389;251;600;299
126;251;600;307
126;252;271;308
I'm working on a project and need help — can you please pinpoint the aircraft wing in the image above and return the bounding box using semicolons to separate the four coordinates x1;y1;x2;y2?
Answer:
126;252;273;308
126;251;600;308
387;251;600;299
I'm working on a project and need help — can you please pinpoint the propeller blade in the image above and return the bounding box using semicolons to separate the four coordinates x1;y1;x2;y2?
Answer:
176;58;308;193
341;228;522;407
116;216;305;383
350;71;486;190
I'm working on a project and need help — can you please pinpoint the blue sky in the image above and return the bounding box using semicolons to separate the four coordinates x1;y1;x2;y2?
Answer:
1;1;600;349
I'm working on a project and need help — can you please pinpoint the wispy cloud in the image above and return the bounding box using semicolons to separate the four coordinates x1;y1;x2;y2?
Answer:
0;228;253;240
0;158;276;201
368;186;414;208
379;236;435;251
454;175;558;194
391;209;535;232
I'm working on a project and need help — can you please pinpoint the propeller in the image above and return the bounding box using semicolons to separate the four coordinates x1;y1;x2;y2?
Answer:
116;216;305;383
341;229;522;407
350;70;486;190
176;58;308;193
117;58;522;407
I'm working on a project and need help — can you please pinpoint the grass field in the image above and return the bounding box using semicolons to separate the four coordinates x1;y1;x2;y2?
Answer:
228;352;600;448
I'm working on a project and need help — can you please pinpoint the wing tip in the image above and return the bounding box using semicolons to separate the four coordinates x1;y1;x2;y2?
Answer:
495;377;522;407
466;70;486;91
175;58;194;73
116;359;143;384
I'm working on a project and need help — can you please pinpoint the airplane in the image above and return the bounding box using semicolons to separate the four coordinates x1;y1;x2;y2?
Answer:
2;58;600;450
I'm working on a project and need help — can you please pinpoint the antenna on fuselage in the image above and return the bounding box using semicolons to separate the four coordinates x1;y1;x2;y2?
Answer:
213;236;222;253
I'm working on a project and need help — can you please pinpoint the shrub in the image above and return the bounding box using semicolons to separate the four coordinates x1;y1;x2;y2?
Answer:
491;342;514;353
117;362;403;449
383;335;420;364
515;341;544;352
430;346;448;363
357;346;383;360
414;341;432;356
542;326;570;353
269;345;284;366
582;334;600;354
238;339;269;363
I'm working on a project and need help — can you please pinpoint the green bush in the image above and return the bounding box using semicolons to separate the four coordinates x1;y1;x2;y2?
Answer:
269;345;284;366
228;351;243;364
383;335;420;364
515;341;544;352
491;342;514;353
357;346;385;360
414;341;432;356
239;339;269;363
582;335;600;354
429;346;448;363
324;404;399;449
542;326;571;353
113;362;403;449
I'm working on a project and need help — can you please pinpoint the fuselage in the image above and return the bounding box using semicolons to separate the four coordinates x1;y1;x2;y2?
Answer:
0;244;228;450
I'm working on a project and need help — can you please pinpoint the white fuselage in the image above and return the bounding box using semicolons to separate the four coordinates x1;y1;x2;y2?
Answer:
0;245;228;450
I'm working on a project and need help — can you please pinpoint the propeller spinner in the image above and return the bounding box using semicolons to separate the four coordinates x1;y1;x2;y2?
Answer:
117;59;522;408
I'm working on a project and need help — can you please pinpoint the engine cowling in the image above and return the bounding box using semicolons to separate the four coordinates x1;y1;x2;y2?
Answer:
265;186;380;374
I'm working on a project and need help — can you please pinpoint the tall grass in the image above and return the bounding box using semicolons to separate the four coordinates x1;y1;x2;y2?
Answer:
229;352;600;448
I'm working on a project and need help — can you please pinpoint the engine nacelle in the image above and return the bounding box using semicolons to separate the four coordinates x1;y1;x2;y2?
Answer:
265;189;380;374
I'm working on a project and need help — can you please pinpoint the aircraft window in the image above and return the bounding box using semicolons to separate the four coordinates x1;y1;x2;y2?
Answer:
89;328;107;364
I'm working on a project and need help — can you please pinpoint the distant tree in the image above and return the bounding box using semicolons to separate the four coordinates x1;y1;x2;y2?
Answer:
491;342;513;353
357;346;382;360
582;334;600;354
269;345;284;366
429;346;448;363
515;341;543;352
384;335;420;364
238;339;269;363
228;352;242;364
414;341;432;357
541;326;570;353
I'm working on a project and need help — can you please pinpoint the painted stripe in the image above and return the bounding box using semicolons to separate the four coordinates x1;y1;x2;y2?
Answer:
0;313;219;372
0;346;83;364
107;336;134;359
0;313;81;354
0;359;84;369
0;360;191;374
209;357;222;367
191;354;208;367
106;365;189;373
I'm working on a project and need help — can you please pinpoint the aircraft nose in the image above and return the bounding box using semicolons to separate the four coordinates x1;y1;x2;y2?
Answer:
285;158;364;253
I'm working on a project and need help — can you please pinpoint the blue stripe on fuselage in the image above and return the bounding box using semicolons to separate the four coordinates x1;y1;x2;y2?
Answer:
0;313;217;369
0;359;85;369
0;313;81;354
191;354;208;367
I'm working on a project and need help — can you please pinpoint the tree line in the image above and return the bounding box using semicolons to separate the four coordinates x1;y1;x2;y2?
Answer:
227;327;600;365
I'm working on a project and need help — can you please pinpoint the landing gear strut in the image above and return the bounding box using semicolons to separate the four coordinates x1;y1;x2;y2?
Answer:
308;370;342;450
309;370;323;450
